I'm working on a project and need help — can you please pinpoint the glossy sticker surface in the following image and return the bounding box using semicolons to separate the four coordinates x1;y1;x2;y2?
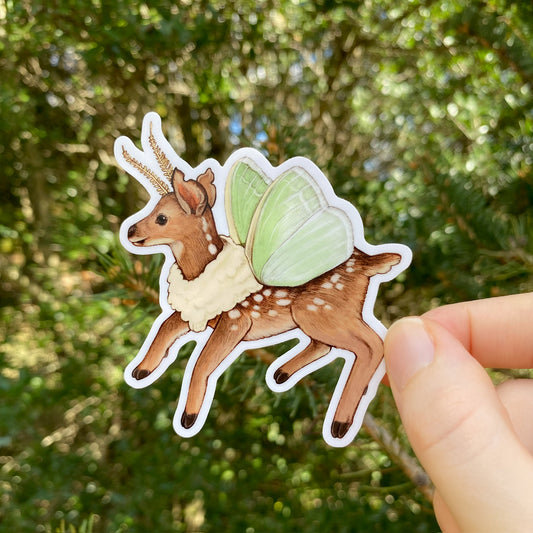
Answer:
115;112;412;447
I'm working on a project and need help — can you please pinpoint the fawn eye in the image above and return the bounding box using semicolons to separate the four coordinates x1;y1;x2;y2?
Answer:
156;214;168;225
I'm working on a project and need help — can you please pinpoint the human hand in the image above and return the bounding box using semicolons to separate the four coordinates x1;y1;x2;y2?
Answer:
384;293;533;533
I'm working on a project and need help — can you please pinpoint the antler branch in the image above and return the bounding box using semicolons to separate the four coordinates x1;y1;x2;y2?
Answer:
148;122;174;183
121;145;170;195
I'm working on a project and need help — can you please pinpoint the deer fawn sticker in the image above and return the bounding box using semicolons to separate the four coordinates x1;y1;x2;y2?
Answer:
115;112;411;447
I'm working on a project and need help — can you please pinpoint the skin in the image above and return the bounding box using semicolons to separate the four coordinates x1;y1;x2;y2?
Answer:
384;292;533;532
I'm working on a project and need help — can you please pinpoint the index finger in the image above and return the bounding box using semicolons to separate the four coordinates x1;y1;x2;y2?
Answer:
423;292;533;369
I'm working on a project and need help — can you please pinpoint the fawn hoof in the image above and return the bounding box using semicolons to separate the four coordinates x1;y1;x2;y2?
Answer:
274;369;290;384
331;420;351;439
132;367;151;380
181;412;198;429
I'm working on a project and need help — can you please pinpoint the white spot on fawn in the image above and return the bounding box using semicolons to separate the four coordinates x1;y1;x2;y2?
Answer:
307;304;318;311
347;259;355;267
330;273;341;283
253;294;263;302
276;299;291;306
346;267;354;273
206;234;212;241
263;289;272;297
325;304;332;310
335;283;344;291
230;324;239;331
275;290;288;298
251;311;260;318
201;217;209;232
173;241;184;260
313;298;325;305
241;301;250;308
321;282;333;289
229;309;241;319
253;305;260;311
268;310;278;317
208;244;217;255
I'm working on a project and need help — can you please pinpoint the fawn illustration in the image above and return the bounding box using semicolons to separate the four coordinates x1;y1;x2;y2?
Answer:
115;112;411;447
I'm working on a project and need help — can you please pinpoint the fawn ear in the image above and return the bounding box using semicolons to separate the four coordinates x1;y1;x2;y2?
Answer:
197;168;216;207
171;168;207;215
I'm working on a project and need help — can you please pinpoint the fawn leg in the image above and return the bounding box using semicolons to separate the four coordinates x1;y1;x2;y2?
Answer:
273;340;331;384
293;305;383;439
132;312;190;379
327;320;383;439
181;311;252;429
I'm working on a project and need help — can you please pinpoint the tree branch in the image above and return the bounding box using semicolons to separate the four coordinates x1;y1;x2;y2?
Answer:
363;413;434;502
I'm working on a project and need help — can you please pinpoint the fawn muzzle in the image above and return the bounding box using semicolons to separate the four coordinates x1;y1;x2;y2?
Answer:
128;224;146;245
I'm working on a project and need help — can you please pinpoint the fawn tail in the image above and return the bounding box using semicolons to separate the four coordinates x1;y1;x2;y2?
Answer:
357;251;402;277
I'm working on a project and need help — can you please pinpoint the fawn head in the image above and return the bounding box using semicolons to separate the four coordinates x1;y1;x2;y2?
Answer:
128;167;217;248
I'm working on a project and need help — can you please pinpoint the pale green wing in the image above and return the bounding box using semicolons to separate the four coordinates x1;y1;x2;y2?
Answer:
225;158;272;245
245;166;354;286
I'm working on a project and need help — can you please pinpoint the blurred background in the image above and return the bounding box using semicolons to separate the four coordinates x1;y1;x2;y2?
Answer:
1;1;532;531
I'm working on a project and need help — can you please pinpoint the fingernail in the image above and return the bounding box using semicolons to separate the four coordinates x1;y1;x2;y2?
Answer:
385;317;435;390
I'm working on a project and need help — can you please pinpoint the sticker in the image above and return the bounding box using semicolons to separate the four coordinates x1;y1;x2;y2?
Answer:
114;112;411;447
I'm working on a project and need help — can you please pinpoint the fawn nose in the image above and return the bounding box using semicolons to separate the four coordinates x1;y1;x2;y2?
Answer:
128;224;137;239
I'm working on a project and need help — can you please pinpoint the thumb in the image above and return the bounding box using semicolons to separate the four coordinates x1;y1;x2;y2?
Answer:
384;317;533;533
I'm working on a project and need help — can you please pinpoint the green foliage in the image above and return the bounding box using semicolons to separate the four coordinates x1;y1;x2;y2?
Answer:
1;281;433;532
1;0;532;531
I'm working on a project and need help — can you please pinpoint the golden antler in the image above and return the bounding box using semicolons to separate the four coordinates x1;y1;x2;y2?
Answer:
121;145;170;195
148;122;174;183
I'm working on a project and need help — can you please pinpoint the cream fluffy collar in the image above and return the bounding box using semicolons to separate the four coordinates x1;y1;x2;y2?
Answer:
167;236;262;332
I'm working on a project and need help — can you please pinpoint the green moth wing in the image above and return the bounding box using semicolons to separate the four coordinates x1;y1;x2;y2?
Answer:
225;158;272;245
244;166;354;286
